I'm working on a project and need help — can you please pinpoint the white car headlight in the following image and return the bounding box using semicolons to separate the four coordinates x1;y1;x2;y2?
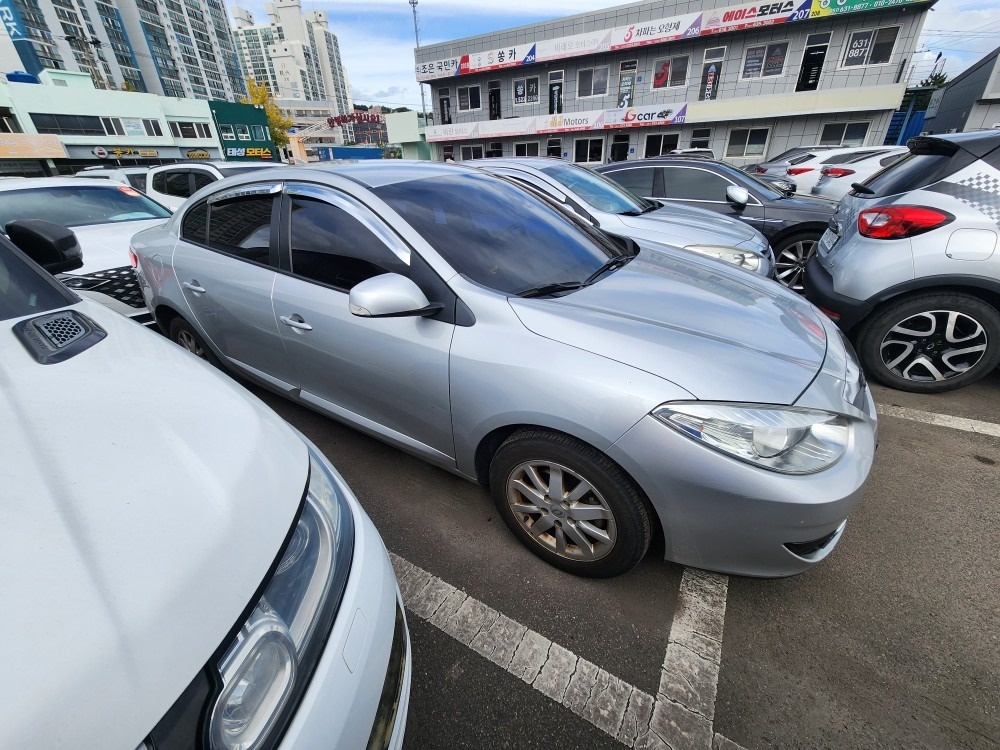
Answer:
654;402;850;474
683;245;761;272
209;446;355;750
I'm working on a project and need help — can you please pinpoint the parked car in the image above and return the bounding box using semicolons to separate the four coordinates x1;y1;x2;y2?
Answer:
668;147;716;158
779;147;903;195
0;223;411;749
0;177;172;322
133;161;877;579
469;156;774;277
806;131;1000;393
756;173;798;195
810;147;909;201
747;145;843;175
146;160;283;209
72;166;151;191
595;157;836;292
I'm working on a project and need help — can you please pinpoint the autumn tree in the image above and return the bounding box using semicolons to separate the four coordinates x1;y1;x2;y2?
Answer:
240;78;294;147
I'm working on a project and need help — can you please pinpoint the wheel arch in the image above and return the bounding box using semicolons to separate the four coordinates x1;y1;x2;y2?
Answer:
768;221;829;249
861;276;1000;332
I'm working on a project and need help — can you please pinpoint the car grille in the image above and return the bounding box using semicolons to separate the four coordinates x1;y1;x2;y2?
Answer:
366;601;409;750
61;266;146;309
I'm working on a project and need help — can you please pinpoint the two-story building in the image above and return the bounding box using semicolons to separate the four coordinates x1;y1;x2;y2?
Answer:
416;0;934;166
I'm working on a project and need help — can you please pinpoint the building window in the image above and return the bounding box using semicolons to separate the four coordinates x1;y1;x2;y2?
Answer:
442;145;454;161
741;42;788;79
651;56;689;89
220;124;236;140
488;80;502;120
690;128;712;149
169;121;198;138
458;85;481;111
574;137;604;164
101;116;125;136
842;27;899;67
644;133;680;158
513;75;539;106
515;142;539;157
819;121;870;147
796;32;831;92
460;144;484;160
251;124;266;140
577;66;609;98
196;122;211;138
142;118;163;136
699;47;726;101
548;71;563;115
236;124;251;140
546;138;562;158
725;127;769;158
485;141;503;158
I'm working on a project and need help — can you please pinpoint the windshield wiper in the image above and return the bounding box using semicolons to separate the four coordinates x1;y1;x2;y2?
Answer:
517;281;585;298
584;254;634;285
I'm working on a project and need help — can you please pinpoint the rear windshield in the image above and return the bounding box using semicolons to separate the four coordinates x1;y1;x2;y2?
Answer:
0;236;76;321
0;185;170;231
854;150;978;198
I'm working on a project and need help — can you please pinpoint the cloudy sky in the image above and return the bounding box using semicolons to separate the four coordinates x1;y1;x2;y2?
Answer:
230;0;1000;108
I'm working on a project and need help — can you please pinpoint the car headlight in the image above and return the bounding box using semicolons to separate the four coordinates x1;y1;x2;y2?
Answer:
683;244;761;272
209;446;355;750
653;402;850;474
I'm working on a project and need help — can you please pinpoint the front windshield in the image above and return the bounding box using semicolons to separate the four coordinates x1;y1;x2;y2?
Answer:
373;172;624;295
537;161;651;214
725;167;785;199
0;185;171;232
0;236;75;321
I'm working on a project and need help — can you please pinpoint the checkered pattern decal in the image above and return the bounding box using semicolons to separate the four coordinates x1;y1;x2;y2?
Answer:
926;171;1000;229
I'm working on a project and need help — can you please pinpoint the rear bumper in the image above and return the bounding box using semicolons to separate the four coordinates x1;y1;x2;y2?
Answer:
804;256;873;333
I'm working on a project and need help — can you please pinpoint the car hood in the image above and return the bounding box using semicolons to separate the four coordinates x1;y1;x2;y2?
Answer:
510;248;829;404
70;218;168;274
616;203;762;249
0;301;306;749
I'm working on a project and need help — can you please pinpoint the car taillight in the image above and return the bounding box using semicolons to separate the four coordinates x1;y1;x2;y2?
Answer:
822;167;855;178
754;167;767;173
786;167;814;176
857;206;954;239
128;248;138;268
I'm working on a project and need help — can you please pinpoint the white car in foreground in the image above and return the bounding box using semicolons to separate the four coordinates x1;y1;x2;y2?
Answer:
0;178;173;323
0;226;410;749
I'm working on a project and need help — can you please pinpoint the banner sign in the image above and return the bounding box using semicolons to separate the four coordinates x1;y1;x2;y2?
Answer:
327;113;384;127
699;63;722;100
602;104;688;128
413;0;910;81
617;61;637;108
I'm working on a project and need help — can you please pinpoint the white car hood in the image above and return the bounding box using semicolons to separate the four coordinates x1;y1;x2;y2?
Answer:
510;247;829;404
0;300;307;749
70;219;168;274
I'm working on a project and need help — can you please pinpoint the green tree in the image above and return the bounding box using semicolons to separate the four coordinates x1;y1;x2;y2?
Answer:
918;72;949;89
353;103;370;112
240;78;294;148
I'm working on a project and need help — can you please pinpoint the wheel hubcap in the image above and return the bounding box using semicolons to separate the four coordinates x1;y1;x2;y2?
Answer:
505;460;616;562
774;239;817;293
880;310;988;382
176;330;207;359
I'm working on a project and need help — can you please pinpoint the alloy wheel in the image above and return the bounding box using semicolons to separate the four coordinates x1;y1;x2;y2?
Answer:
176;329;208;359
879;310;989;383
774;238;818;293
505;460;617;562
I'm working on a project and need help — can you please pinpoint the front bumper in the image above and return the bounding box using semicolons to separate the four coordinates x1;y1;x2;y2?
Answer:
804;256;873;333
606;393;876;577
279;492;411;749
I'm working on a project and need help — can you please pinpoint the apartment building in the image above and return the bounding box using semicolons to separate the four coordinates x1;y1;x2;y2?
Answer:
416;0;934;165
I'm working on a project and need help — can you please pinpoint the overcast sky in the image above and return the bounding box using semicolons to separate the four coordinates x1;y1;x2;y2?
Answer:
229;0;1000;109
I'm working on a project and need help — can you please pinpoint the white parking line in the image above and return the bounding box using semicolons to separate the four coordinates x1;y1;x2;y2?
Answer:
876;405;1000;438
390;553;748;750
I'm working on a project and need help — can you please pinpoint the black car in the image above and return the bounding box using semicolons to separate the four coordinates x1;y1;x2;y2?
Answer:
595;157;836;292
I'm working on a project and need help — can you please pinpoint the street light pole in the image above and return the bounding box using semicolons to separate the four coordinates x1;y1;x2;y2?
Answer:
409;0;429;125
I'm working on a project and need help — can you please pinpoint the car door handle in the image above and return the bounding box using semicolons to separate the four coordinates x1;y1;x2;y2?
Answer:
279;315;313;332
183;280;206;294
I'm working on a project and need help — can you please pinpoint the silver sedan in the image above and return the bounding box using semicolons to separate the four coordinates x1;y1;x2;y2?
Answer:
132;161;877;578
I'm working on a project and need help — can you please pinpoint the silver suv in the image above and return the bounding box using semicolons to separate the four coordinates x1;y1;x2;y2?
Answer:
805;131;1000;393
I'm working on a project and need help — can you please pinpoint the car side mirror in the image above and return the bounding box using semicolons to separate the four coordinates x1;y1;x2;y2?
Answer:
5;219;84;274
349;273;443;318
726;185;750;210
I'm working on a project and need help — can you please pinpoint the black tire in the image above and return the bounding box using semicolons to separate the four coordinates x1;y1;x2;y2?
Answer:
772;231;821;294
489;430;651;578
857;293;1000;393
168;316;221;368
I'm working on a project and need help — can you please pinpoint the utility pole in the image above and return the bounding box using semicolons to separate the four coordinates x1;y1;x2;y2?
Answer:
409;0;429;125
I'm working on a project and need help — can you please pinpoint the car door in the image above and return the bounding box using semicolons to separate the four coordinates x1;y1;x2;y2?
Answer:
659;165;770;232
271;182;456;461
601;165;657;201
172;182;298;390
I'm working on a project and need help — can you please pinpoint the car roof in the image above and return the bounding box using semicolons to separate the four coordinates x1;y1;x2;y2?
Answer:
196;160;481;190
0;177;134;191
597;157;734;170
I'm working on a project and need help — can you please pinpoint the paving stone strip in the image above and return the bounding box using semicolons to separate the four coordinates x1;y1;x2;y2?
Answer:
389;553;749;750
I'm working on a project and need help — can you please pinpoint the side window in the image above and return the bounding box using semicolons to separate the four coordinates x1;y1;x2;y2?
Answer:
606;168;655;198
151;171;166;193
191;171;215;191
206;195;275;265
181;201;209;245
661;167;731;201
289;194;408;291
164;171;191;198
